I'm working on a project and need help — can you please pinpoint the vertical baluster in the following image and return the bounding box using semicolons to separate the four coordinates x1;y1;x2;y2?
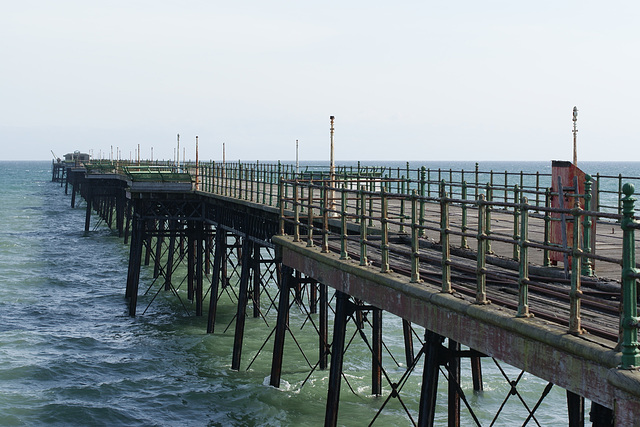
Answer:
513;184;520;261
399;176;405;234
419;167;426;237
543;188;551;266
620;183;640;368
476;194;488;304
517;197;531;318
569;199;583;335
293;181;300;242
411;190;420;283
380;186;390;272
582;175;594;276
360;186;368;266
485;184;493;254
322;183;329;253
307;181;314;247
279;178;285;235
461;181;469;249
440;181;451;292
340;185;350;260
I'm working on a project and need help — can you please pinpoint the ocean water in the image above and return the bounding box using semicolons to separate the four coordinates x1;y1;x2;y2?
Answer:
1;160;636;426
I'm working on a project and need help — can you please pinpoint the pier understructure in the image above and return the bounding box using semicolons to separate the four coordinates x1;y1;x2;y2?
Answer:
54;160;640;426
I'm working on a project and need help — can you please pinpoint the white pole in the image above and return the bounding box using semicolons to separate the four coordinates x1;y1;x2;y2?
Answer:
572;106;578;167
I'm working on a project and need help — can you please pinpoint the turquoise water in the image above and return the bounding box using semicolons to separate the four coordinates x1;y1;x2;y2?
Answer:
2;160;634;425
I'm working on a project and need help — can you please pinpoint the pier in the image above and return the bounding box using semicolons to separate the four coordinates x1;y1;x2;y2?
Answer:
52;158;640;426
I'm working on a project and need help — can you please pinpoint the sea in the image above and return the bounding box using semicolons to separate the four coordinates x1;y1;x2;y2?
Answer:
1;160;638;426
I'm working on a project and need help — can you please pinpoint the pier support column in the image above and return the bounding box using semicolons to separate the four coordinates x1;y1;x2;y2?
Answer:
402;319;415;367
125;202;144;317
447;339;461;427
195;220;204;316
165;220;177;292
269;265;294;388
471;352;483;392
319;282;329;370
590;402;613;427
153;220;164;279
567;390;584;427
231;237;253;370
206;227;225;333
252;242;261;318
418;330;444;427
84;186;92;232
372;307;383;396
325;290;352;427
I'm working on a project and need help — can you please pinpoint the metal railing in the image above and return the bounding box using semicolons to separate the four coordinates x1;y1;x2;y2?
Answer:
278;178;640;369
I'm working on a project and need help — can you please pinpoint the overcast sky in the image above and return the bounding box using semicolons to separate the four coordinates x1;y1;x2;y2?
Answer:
2;1;638;162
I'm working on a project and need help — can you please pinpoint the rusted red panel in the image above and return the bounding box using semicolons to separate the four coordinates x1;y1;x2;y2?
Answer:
550;160;597;267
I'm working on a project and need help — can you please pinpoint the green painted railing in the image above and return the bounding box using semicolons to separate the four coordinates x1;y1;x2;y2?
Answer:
278;177;640;369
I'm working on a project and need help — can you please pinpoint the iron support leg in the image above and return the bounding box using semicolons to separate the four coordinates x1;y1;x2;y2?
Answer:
126;210;144;317
319;283;329;370
231;238;252;370
567;390;584;427
269;265;293;388
372;307;382;396
418;330;444;427
471;353;483;392
206;227;224;333
84;188;92;232
448;339;461;427
195;221;204;316
252;242;261;318
590;402;613;427
402;319;415;367
325;290;351;427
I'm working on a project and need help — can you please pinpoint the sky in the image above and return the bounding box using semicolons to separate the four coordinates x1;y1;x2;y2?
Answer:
1;1;639;162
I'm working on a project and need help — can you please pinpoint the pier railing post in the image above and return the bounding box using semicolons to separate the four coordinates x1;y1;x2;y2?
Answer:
419;167;426;237
569;200;583;335
380;186;390;272
582;175;594;276
476;194;489;304
440;180;451;292
620;183;640;368
517;197;531;318
411;190;420;283
461;181;469;249
485;184;493;254
293;181;300;242
512;184;520;261
360;186;368;266
543;188;552;266
307;181;314;247
340;185;350;261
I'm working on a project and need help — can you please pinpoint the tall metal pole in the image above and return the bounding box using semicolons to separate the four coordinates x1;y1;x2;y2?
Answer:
329;116;335;215
572;106;578;166
177;133;180;169
296;139;299;175
195;136;199;190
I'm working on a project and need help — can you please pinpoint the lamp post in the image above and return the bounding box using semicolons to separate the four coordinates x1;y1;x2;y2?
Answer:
572;106;578;166
329;116;336;215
